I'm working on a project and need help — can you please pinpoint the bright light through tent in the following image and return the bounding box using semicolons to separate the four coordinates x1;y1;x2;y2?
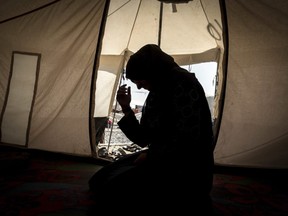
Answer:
123;79;149;108
181;62;217;97
94;70;117;117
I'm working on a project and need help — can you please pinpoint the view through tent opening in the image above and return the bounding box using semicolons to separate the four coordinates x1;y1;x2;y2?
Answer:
96;62;217;161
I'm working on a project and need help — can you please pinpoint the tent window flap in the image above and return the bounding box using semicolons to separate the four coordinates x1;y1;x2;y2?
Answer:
0;52;40;146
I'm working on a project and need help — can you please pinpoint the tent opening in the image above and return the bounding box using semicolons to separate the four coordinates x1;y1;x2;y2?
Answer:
92;0;223;161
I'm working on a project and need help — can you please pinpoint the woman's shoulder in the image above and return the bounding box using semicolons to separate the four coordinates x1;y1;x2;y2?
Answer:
171;68;196;85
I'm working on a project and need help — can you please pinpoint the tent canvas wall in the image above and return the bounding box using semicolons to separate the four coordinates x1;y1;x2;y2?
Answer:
214;0;288;168
0;0;108;156
1;0;288;169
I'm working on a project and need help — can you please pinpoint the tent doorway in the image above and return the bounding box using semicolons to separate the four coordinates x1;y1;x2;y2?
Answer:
92;0;223;161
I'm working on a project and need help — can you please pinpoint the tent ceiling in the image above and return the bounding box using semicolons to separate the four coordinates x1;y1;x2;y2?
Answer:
101;0;222;63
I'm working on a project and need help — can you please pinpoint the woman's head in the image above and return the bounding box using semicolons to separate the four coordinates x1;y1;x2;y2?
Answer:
125;44;178;84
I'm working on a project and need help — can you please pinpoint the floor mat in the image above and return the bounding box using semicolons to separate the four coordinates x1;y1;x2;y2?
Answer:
1;148;288;216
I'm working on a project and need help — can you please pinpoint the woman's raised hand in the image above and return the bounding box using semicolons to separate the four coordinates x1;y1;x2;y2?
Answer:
116;84;131;109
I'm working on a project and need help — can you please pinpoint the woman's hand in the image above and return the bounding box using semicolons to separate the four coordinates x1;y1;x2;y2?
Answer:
116;84;131;110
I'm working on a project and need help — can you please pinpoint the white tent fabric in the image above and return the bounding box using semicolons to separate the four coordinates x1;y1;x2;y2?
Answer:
0;0;107;156
1;0;288;169
214;0;288;168
101;0;219;56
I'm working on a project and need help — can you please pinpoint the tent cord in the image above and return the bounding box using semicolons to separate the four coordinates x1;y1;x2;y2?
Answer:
106;69;126;155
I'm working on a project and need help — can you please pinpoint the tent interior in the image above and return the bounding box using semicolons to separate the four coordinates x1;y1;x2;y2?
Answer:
1;0;288;170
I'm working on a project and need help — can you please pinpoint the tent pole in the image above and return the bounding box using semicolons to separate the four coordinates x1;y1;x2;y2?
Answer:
158;2;163;47
106;69;126;155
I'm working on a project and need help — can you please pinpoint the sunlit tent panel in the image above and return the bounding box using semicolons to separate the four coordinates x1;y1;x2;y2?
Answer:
93;70;116;117
1;52;39;146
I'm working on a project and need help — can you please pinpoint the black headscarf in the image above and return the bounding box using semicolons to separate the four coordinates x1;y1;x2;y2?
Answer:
125;44;179;81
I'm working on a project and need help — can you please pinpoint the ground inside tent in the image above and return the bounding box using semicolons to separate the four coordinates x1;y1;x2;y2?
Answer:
1;146;288;216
